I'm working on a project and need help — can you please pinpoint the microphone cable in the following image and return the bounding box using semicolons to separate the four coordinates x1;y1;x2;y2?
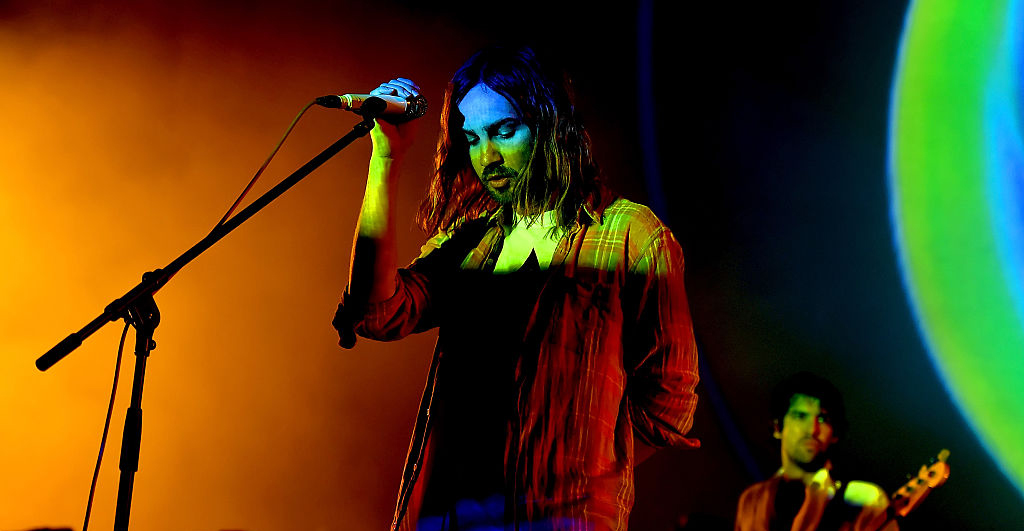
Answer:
81;320;131;531
213;99;319;230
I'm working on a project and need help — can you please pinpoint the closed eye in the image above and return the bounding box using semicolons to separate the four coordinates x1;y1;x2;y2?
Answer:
489;118;522;139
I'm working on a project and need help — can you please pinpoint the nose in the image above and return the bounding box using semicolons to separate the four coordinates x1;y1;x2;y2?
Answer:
480;139;503;168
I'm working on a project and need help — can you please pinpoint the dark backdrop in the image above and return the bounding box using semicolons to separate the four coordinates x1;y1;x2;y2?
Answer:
443;0;1024;529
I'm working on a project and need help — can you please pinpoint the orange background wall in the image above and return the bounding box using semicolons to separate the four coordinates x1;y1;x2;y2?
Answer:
1;2;467;529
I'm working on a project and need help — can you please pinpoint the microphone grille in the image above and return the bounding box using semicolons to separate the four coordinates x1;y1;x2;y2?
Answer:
406;94;428;119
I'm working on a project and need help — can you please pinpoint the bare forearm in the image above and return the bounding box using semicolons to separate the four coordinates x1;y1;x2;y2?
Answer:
348;154;401;304
346;78;421;306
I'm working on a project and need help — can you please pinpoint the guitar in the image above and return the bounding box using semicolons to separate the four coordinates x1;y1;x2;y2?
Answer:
890;449;951;518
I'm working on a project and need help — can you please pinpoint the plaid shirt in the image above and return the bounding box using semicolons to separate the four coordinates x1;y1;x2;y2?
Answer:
335;197;699;531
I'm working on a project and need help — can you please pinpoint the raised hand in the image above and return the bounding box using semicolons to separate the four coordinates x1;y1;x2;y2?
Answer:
368;77;421;159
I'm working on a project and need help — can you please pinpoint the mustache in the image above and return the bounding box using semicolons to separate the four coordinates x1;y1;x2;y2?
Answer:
483;166;517;180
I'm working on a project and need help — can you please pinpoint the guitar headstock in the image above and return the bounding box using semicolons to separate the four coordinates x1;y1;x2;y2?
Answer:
891;449;951;518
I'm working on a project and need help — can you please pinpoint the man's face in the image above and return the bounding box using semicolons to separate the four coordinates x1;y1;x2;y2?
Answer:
775;394;839;472
457;83;535;205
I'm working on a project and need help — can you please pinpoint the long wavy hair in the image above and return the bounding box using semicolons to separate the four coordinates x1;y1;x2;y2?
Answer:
415;45;602;235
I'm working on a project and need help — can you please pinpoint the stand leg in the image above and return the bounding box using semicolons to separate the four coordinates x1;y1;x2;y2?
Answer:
113;293;158;531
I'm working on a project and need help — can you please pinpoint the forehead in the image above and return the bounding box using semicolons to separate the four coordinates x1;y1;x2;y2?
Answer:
457;83;520;131
787;394;825;415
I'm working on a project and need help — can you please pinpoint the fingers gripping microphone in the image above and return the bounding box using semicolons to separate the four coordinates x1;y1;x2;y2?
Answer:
315;93;428;122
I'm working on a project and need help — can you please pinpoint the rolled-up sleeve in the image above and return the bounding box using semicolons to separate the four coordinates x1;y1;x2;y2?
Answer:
333;232;453;347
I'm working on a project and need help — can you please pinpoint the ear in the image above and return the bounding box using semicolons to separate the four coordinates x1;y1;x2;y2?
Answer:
773;419;782;440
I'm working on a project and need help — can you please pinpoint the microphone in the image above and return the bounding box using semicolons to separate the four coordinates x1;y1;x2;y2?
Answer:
315;93;428;122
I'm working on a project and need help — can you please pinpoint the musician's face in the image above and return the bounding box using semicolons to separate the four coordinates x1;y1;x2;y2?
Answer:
458;83;535;205
776;394;838;471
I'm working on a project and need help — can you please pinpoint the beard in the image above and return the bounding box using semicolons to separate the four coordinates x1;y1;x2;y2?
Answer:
794;452;830;473
790;442;832;473
480;165;520;205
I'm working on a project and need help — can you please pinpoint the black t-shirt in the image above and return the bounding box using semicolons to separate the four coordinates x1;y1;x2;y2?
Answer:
772;477;863;531
419;250;546;525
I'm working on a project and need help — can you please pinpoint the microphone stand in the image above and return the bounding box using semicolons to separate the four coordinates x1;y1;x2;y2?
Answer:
113;291;158;531
36;112;379;531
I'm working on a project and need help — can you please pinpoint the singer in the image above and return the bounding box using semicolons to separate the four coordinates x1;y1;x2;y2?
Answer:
334;45;699;531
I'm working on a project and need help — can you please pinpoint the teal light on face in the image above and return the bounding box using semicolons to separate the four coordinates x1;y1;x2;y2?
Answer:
889;0;1024;497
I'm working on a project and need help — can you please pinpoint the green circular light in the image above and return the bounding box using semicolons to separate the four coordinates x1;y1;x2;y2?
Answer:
889;0;1024;496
